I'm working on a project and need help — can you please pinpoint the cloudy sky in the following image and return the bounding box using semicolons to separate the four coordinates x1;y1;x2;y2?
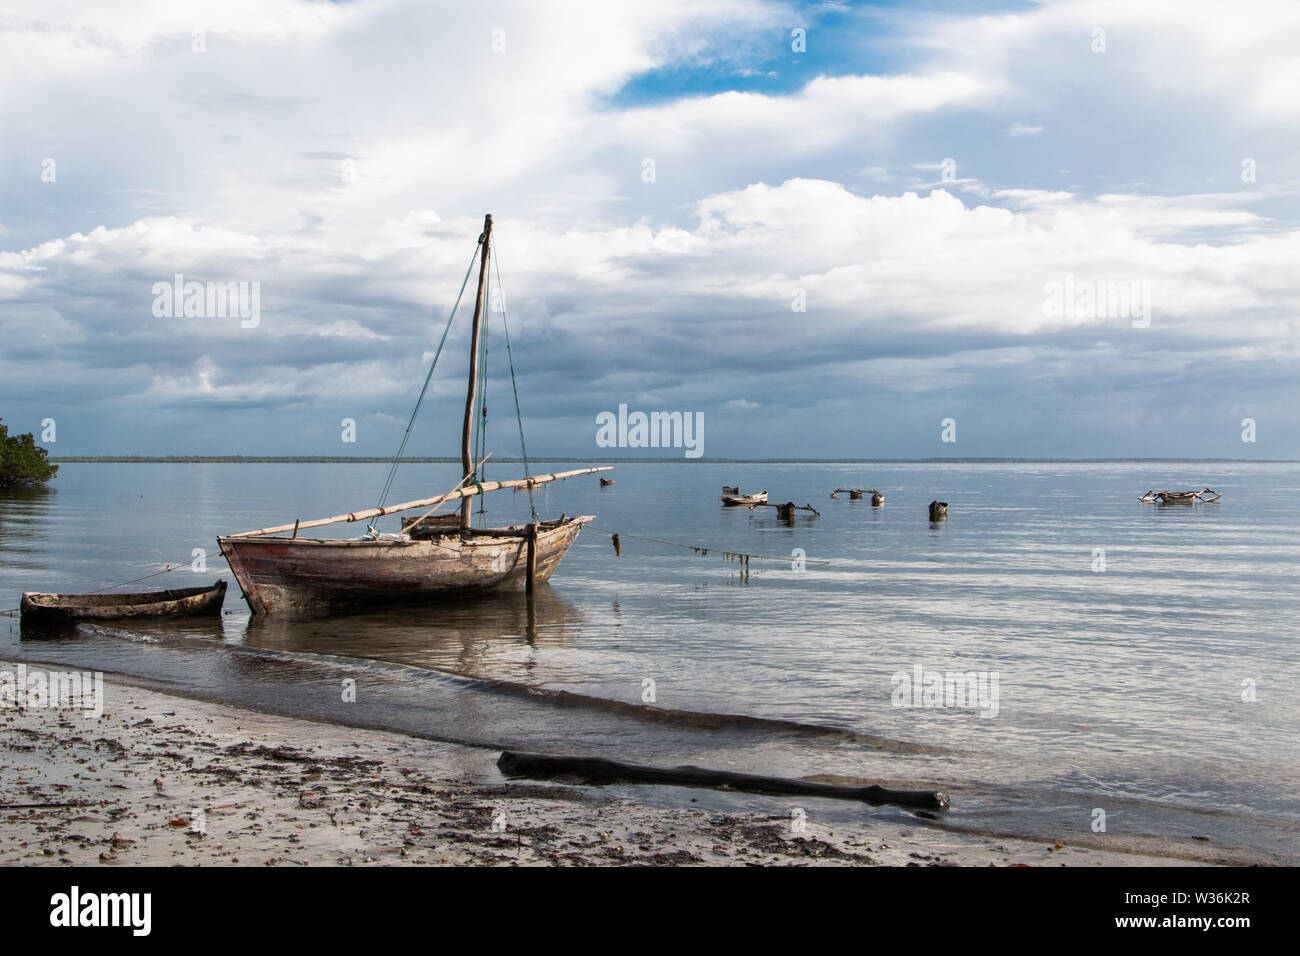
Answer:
2;0;1297;458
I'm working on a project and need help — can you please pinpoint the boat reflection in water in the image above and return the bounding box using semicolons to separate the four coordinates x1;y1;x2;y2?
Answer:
17;577;582;684
18;612;229;643
240;584;582;678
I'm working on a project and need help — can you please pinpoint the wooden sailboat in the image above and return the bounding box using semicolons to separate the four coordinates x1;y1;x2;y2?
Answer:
217;215;610;617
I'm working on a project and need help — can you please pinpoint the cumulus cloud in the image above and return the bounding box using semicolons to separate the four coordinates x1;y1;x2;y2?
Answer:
1;0;1297;458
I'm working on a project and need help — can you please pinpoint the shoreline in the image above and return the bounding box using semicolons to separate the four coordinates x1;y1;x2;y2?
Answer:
0;665;1213;867
44;457;1298;464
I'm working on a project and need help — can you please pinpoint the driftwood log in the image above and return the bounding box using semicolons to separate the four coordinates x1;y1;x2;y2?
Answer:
722;485;740;495
830;488;865;499
497;751;949;809
929;500;948;521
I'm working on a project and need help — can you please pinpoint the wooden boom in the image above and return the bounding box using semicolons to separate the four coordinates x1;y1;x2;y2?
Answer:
228;466;612;538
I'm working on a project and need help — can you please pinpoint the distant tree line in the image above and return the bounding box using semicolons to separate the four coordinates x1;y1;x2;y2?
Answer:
0;420;59;487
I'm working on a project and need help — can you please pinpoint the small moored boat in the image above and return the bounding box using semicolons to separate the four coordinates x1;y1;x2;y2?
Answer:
20;581;227;622
1138;488;1221;505
720;491;767;507
830;488;866;499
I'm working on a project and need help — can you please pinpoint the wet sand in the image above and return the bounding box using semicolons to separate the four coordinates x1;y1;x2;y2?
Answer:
0;665;1205;867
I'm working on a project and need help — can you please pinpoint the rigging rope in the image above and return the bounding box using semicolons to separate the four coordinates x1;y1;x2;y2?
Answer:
474;287;490;520
492;244;537;521
369;246;480;533
85;564;186;592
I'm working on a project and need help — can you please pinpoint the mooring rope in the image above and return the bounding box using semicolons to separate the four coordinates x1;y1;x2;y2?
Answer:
85;564;188;593
588;525;830;567
2;562;191;614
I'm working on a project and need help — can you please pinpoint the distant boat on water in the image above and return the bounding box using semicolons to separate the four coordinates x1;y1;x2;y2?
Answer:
720;490;767;507
1139;488;1222;505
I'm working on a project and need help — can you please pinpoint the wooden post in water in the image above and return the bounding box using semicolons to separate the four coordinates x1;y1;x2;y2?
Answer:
526;522;538;594
461;213;493;529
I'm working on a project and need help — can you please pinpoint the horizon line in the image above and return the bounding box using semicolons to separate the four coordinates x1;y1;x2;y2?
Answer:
46;455;1300;464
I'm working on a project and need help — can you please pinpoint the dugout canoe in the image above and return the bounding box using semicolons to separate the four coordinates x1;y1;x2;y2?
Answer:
20;580;227;622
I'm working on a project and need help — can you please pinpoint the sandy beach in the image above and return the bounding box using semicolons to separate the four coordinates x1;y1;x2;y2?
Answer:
0;662;1218;867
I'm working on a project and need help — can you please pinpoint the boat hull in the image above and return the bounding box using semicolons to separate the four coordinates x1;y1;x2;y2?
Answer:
218;517;592;617
720;492;767;507
20;581;227;622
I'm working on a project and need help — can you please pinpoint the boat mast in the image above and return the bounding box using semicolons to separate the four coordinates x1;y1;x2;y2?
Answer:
461;213;492;529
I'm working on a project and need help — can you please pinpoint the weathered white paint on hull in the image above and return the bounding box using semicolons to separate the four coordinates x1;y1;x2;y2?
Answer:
218;517;592;617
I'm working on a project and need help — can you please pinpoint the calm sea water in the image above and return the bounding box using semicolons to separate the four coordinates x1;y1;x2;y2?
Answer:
2;461;1297;863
